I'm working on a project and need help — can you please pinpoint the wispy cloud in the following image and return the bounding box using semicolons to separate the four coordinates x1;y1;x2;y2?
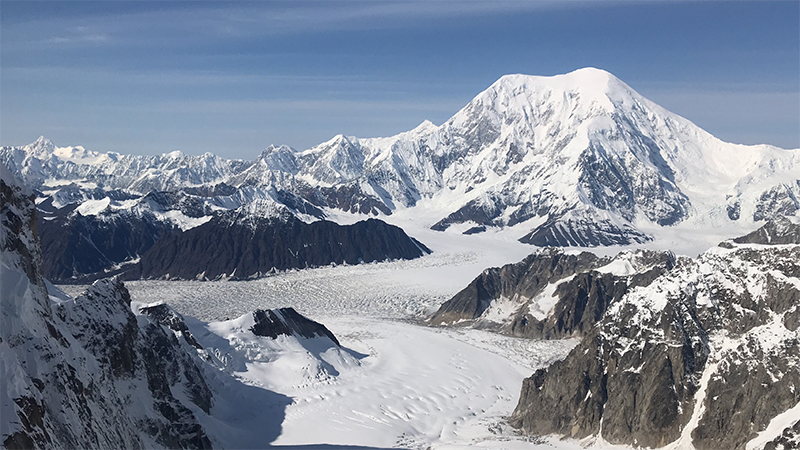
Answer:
4;0;662;49
45;25;111;45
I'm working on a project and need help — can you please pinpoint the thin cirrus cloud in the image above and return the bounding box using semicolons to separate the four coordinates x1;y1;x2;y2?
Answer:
1;0;797;156
9;0;675;48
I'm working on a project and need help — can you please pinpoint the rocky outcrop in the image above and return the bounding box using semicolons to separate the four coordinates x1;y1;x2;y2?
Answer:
129;215;430;281
733;216;800;245
251;308;340;346
508;250;675;339
510;239;800;449
429;248;675;341
428;249;602;326
38;206;173;282
139;303;203;350
518;212;653;247
55;278;214;448
753;183;800;222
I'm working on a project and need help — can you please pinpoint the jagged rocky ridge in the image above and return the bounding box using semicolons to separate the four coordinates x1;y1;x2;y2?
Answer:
125;213;430;281
429;248;676;340
30;184;428;282
502;221;800;449
3;68;798;256
1;167;213;449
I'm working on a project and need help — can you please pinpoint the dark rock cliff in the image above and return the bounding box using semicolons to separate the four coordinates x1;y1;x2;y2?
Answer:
251;307;340;346
429;248;675;339
509;223;800;449
38;206;173;283
129;214;430;281
428;249;602;326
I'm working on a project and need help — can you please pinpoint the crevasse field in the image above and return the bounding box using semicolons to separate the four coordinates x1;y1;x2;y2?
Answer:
59;222;659;449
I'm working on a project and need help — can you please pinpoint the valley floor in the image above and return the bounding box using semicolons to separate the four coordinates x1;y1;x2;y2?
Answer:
56;226;732;449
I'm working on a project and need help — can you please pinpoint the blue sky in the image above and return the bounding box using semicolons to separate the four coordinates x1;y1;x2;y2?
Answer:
2;1;798;158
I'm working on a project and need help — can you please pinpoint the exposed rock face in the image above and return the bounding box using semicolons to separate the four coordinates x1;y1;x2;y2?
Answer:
130;215;430;281
753;183;800;222
428;249;602;326
509;236;800;449
251;308;340;346
38;206;173;282
139;303;203;350
733;216;800;245
29;176;428;282
429;248;675;341
55;279;214;448
509;250;675;339
518;210;653;247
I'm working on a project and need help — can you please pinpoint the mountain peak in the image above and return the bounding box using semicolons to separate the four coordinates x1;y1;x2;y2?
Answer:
24;136;56;157
485;68;638;113
493;67;619;92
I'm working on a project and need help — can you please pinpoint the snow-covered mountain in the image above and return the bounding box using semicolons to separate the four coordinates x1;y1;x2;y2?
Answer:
238;68;798;246
431;217;800;449
3;68;797;252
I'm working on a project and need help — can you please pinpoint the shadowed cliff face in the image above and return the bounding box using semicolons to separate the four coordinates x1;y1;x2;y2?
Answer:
508;221;800;450
128;215;430;281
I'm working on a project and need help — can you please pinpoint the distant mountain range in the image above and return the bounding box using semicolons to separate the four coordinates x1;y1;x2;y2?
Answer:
2;68;798;281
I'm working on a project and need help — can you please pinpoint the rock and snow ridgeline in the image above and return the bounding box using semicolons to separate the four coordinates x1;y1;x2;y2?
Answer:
428;219;800;449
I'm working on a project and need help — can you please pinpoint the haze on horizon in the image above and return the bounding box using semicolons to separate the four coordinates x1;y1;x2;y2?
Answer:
1;0;798;159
